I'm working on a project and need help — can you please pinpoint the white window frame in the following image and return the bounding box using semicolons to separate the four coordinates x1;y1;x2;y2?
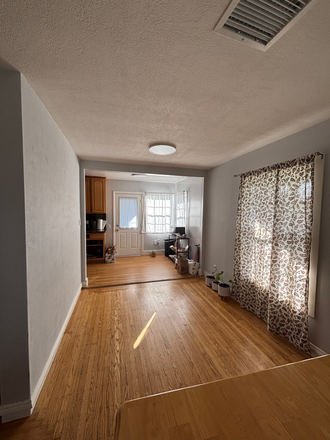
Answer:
145;193;172;234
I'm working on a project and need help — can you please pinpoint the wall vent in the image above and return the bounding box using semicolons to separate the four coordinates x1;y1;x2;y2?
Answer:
214;0;315;51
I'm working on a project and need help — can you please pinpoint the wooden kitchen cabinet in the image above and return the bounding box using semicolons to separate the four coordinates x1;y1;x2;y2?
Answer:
86;232;106;262
85;176;106;214
85;176;91;213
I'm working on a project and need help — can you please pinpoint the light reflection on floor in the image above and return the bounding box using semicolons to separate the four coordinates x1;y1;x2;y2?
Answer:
133;312;157;349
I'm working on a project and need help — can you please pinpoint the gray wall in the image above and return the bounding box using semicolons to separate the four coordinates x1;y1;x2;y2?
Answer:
0;71;30;409
204;118;330;353
105;179;175;250
21;76;81;397
176;177;204;262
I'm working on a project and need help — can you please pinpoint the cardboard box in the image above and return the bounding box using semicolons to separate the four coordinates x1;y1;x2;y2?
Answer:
177;257;188;274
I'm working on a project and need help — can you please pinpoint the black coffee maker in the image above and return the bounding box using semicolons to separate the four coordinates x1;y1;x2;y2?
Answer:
86;220;96;231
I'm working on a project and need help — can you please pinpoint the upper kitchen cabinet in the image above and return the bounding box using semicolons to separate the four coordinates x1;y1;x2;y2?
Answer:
85;176;91;213
85;176;106;213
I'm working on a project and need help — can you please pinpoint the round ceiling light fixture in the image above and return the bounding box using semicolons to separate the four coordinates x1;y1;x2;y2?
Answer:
149;144;176;156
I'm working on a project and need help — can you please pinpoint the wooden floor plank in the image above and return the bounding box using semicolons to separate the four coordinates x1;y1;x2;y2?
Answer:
1;277;310;440
87;254;194;287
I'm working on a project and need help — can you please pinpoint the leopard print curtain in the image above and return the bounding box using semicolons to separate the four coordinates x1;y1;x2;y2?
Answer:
232;154;319;353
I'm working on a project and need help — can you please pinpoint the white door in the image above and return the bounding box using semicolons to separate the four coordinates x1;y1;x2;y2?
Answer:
114;192;142;257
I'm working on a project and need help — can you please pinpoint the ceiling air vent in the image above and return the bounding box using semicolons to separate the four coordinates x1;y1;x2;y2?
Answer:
214;0;314;51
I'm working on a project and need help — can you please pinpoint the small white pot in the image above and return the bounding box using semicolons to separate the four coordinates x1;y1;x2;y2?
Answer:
205;275;215;287
212;280;220;291
218;283;230;299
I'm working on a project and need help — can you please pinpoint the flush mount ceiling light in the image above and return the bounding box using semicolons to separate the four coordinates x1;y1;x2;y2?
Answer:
149;144;176;156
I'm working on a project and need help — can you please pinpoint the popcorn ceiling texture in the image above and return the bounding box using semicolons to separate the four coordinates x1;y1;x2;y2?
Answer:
1;0;330;168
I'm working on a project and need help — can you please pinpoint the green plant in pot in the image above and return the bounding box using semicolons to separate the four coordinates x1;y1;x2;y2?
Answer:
215;271;224;282
212;271;224;291
218;277;236;301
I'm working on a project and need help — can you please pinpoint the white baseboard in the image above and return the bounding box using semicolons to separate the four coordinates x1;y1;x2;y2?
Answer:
141;249;165;256
30;283;82;410
310;342;328;358
82;278;88;287
0;399;32;423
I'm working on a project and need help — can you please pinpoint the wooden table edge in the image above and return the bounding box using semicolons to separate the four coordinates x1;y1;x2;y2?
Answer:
114;354;328;440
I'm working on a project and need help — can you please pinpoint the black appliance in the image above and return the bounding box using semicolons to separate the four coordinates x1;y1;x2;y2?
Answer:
173;227;185;235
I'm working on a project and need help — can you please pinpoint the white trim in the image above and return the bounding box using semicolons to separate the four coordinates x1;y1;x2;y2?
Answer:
112;191;144;194
0;399;32;423
30;283;82;410
141;249;165;256
82;278;88;287
310;342;328;358
113;190;116;246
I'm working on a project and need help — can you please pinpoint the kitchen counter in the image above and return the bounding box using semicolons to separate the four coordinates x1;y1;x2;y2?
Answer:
86;230;106;234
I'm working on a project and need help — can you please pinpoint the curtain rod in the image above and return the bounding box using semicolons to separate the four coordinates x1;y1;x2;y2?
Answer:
233;152;324;177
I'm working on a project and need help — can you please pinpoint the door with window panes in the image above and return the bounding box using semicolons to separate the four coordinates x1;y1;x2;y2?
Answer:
114;193;142;256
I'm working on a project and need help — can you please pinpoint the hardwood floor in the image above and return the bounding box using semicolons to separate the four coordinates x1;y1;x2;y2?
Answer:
87;254;193;287
0;278;310;440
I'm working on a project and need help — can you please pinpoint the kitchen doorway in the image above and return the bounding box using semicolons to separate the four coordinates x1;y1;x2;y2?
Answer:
82;167;205;288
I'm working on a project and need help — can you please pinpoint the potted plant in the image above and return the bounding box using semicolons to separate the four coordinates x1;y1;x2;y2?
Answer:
205;265;220;287
218;278;236;301
216;271;224;282
212;271;224;291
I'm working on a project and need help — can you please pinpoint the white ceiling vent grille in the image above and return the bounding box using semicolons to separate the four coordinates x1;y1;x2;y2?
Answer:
214;0;315;51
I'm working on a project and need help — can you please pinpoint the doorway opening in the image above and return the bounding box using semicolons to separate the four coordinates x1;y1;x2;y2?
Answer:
83;170;204;288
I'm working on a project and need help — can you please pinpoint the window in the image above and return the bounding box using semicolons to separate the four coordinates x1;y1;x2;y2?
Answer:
119;197;138;228
232;153;322;353
145;193;171;233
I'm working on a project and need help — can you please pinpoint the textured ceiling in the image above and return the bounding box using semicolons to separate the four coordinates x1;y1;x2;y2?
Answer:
1;0;330;169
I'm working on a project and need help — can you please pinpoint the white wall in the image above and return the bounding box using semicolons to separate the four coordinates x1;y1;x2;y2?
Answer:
21;77;81;400
176;177;204;262
106;179;175;251
204;118;330;353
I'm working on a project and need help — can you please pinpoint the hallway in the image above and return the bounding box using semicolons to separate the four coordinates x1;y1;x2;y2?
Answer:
0;278;309;440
